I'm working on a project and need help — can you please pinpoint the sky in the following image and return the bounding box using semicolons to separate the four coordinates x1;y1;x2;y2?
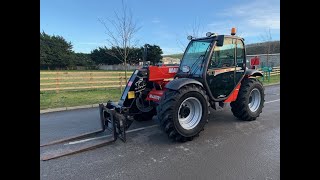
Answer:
40;0;280;55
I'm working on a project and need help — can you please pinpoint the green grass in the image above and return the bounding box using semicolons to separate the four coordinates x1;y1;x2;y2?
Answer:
258;74;280;85
40;89;122;110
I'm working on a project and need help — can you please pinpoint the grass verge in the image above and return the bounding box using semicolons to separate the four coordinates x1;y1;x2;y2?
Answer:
258;74;280;85
40;88;122;110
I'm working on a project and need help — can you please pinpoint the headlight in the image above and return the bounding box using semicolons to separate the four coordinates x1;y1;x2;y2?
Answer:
181;66;190;73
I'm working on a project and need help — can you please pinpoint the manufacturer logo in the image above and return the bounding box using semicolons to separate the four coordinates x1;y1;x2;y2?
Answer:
149;94;161;100
134;78;146;92
169;67;178;73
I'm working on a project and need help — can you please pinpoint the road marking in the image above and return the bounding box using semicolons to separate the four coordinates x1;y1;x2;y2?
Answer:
127;124;158;133
67;124;159;145
67;100;280;145
266;93;280;96
265;99;280;104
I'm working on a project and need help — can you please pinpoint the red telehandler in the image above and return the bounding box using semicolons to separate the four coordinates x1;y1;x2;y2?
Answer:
41;28;264;160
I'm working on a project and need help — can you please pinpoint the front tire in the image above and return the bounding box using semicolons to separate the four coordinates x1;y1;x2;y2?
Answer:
156;84;209;142
230;78;265;121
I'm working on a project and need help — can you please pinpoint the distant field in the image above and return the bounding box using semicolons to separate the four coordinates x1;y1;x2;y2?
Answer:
163;53;183;59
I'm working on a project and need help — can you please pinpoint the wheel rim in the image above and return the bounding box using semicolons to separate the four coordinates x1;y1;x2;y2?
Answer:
248;88;261;112
178;97;202;130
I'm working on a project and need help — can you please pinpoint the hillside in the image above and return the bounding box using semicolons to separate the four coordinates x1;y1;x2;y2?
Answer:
164;40;280;59
246;41;280;55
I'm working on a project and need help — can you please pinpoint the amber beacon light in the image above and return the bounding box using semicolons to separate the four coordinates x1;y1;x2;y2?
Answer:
231;27;236;35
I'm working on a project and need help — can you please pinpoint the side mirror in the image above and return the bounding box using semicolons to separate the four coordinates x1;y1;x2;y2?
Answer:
216;35;224;46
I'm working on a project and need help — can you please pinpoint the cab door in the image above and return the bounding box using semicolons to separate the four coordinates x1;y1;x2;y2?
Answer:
206;37;237;99
234;39;246;85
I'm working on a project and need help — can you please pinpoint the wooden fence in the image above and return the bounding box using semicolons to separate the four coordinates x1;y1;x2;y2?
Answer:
259;66;280;76
40;71;130;93
40;67;280;92
270;66;280;76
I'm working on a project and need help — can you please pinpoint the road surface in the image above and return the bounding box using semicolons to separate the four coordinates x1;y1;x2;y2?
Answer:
40;84;280;180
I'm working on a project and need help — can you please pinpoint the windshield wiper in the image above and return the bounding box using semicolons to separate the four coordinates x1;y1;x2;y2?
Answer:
188;54;205;77
187;42;213;77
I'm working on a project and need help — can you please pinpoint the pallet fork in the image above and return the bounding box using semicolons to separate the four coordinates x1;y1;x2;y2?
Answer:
40;101;130;161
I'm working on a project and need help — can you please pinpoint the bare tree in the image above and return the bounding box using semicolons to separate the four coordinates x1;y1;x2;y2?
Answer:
260;28;275;67
99;0;140;80
176;18;205;53
189;18;204;38
176;37;187;53
236;30;244;38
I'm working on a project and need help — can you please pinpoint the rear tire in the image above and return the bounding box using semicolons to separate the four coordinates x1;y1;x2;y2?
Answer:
230;78;265;121
156;84;209;142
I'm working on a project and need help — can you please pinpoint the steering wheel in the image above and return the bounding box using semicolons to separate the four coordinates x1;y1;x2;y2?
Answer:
222;63;230;67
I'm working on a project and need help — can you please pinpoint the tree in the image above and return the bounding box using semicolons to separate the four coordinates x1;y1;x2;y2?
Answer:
260;28;275;67
176;18;205;52
127;47;142;65
40;32;74;69
189;18;204;38
40;32;50;69
99;0;140;80
90;47;121;65
73;53;94;67
90;45;163;66
142;44;163;65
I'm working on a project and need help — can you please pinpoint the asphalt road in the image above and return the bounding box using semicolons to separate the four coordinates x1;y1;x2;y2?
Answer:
40;84;280;180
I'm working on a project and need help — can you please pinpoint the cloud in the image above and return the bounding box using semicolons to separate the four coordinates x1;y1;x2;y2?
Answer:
247;16;280;29
207;0;279;42
151;18;160;24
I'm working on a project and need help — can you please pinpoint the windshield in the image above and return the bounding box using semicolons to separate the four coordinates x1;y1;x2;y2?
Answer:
180;39;213;76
